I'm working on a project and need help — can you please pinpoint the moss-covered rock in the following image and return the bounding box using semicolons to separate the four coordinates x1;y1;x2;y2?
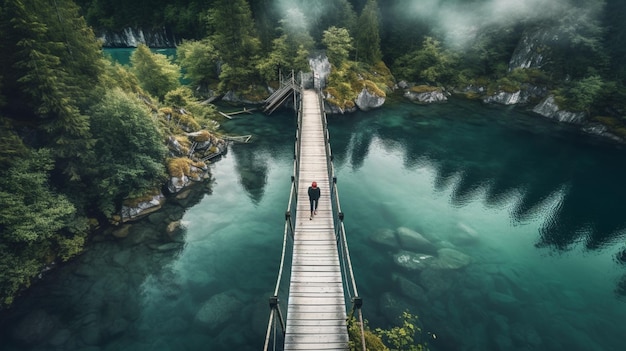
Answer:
323;60;394;114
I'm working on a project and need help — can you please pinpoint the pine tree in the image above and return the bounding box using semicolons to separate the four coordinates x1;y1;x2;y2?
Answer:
130;44;181;100
322;27;354;67
356;0;382;64
206;0;261;91
4;0;96;180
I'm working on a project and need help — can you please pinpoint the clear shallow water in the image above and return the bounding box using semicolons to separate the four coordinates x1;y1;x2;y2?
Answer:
1;99;626;351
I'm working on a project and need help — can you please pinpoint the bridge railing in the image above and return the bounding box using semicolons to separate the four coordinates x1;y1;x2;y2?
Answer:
263;91;303;351
318;91;367;351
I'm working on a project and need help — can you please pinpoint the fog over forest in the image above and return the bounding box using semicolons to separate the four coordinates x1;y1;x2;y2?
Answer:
274;0;603;49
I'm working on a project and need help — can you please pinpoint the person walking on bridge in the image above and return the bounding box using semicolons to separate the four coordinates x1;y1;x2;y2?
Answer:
308;181;320;220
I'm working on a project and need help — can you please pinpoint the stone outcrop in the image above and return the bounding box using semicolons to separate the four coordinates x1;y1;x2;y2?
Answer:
404;89;448;103
309;52;331;90
482;85;548;106
355;87;386;111
532;95;586;124
401;83;448;103
508;27;560;71
483;91;522;105
120;194;166;223
323;99;358;115
396;227;438;254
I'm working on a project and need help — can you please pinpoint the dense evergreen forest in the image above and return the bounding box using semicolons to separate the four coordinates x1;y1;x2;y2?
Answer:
1;0;625;308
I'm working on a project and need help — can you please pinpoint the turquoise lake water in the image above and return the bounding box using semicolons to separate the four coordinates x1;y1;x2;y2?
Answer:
1;98;625;351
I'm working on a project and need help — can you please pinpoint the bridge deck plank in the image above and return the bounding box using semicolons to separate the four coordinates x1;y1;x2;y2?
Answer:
285;89;348;351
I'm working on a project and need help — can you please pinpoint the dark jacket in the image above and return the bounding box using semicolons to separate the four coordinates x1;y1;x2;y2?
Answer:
308;186;320;201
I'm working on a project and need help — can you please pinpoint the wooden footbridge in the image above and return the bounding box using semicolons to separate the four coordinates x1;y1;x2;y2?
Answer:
263;77;366;350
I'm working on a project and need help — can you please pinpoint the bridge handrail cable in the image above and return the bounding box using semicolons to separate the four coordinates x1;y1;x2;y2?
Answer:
318;91;367;351
263;92;303;351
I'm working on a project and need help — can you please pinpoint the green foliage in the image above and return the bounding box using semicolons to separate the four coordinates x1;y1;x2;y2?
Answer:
163;86;220;130
206;0;262;91
257;26;312;83
0;149;76;244
131;44;181;100
460;25;522;80
87;89;167;216
0;119;27;168
555;75;605;112
0;249;41;306
323;26;354;67
164;87;195;108
176;39;220;88
348;317;389;351
374;311;429;351
257;35;291;83
325;59;394;111
0;148;86;308
2;0;104;180
356;0;382;64
544;5;608;80
101;60;145;95
393;37;458;85
410;85;441;94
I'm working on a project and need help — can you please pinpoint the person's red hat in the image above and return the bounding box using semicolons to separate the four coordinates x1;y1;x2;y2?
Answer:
312;181;317;187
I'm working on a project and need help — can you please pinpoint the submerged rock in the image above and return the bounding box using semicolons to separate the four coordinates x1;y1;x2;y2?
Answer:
428;248;472;270
396;227;437;254
393;250;434;270
393;274;427;304
451;222;480;245
418;268;454;295
368;228;399;249
195;291;243;330
112;224;132;238
379;292;416;323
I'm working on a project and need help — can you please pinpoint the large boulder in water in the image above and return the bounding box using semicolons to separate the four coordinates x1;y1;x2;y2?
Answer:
393;250;434;271
392;274;427;305
368;228;400;249
427;248;472;270
396;227;437;254
355;87;385;111
379;292;416;323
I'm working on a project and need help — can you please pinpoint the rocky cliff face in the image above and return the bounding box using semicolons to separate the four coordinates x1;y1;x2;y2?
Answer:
508;25;563;71
309;53;331;90
404;90;448;104
98;27;177;48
